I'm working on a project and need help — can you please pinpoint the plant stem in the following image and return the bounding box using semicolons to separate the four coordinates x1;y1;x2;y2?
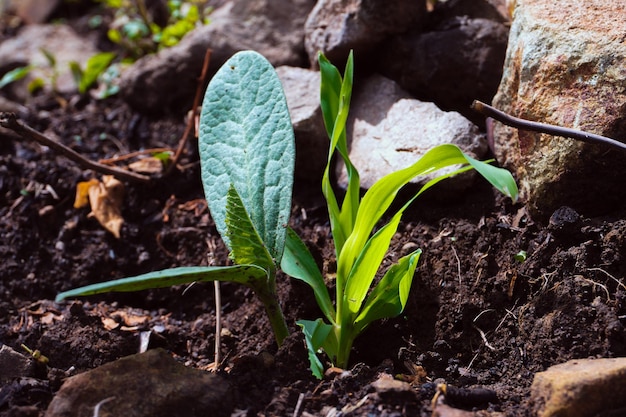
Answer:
255;288;289;347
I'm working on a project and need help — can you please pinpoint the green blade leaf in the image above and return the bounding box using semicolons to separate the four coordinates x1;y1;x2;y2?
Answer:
281;227;335;323
226;184;274;272
199;50;295;263
297;319;334;379
55;265;267;302
343;213;403;318
354;249;421;335
78;51;116;93
319;52;358;257
337;144;517;281
465;154;519;201
0;66;32;89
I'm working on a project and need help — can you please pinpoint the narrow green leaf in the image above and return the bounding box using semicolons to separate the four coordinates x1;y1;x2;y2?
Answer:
78;52;116;93
55;265;267;302
225;185;274;272
281;227;335;323
199;51;295;263
297;319;334;379
465;154;519;201
0;66;32;89
343;213;403;318
319;52;358;257
354;250;421;334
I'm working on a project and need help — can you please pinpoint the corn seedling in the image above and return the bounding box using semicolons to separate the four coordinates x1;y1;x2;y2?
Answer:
279;52;518;377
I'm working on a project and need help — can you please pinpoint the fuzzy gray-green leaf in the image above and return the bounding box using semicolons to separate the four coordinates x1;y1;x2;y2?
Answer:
199;51;295;263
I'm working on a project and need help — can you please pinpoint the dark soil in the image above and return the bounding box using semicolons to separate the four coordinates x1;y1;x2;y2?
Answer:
2;16;626;417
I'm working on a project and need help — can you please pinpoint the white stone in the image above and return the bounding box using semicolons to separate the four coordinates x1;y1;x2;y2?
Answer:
338;75;487;190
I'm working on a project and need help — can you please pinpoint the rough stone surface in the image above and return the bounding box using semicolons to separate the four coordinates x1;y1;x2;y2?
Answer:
0;344;35;385
304;0;426;67
44;349;233;417
120;0;316;114
530;358;626;417
339;75;487;190
276;66;328;182
379;16;509;123
0;24;98;94
492;0;626;218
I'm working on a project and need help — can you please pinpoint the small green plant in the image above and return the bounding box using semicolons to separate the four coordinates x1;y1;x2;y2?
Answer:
57;50;295;345
56;50;518;378
69;52;117;94
280;52;517;377
99;0;211;58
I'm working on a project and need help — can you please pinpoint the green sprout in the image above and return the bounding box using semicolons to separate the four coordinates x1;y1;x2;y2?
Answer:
55;50;518;378
280;52;518;377
69;52;117;94
100;0;211;59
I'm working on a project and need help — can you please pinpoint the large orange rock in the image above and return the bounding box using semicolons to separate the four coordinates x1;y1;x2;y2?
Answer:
492;0;626;218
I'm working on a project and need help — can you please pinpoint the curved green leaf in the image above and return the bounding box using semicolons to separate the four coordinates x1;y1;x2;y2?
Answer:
281;227;335;323
226;185;274;272
199;50;295;263
354;250;421;334
55;265;267;302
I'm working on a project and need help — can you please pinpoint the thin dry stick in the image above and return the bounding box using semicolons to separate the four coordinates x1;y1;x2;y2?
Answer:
165;48;212;176
471;100;626;152
0;112;151;183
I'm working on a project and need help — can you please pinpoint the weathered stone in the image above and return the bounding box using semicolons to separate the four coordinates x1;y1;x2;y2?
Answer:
120;0;315;114
276;66;327;183
0;344;35;385
492;0;626;218
304;0;426;67
338;75;487;190
45;349;233;417
0;24;98;94
430;0;511;23
10;0;60;24
379;16;508;123
530;358;626;417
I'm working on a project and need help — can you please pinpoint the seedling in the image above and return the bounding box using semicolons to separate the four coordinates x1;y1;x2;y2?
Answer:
57;51;295;345
69;52;117;94
55;50;518;378
280;52;518;377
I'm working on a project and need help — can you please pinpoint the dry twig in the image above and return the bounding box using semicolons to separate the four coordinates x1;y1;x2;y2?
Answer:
0;112;151;183
471;100;626;153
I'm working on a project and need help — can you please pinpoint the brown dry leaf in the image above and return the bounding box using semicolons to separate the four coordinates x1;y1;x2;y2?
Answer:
87;175;125;238
101;317;120;331
74;178;99;208
128;157;163;174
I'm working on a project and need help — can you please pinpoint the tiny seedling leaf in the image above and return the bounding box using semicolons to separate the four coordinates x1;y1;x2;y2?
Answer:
199;51;295;264
225;184;274;272
0;66;32;89
297;319;334;379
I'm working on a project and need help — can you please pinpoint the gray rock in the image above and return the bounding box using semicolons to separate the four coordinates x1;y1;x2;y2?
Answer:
492;0;626;218
531;358;626;417
0;344;35;385
45;349;233;417
304;0;426;67
276;66;328;182
338;75;487;190
120;0;315;114
379;16;509;123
